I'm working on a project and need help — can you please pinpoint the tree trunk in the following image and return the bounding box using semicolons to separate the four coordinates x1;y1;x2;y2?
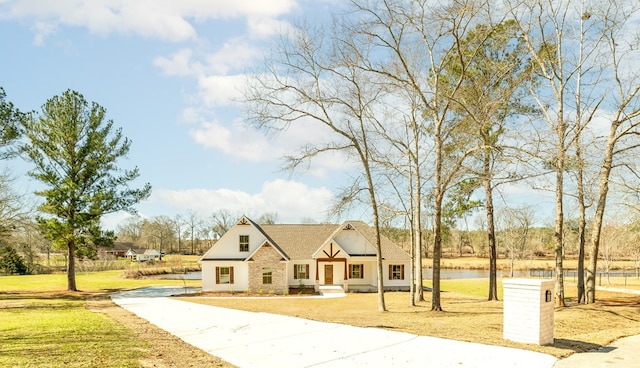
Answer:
413;154;425;302
431;118;444;312
485;178;498;301
554;109;566;307
432;191;443;311
483;144;498;301
576;179;587;304
67;239;77;291
408;162;416;307
372;191;387;312
409;214;416;307
362;150;386;312
554;164;566;307
586;132;615;303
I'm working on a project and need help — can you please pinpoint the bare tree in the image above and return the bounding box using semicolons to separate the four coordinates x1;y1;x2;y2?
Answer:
257;212;279;225
245;7;392;311
350;0;494;311
142;216;175;255
116;215;144;244
210;209;236;240
585;1;640;304
507;0;609;307
173;215;184;254
499;206;534;277
183;210;202;255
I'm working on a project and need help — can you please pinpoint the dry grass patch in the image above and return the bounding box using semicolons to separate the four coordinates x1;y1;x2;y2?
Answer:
179;286;640;359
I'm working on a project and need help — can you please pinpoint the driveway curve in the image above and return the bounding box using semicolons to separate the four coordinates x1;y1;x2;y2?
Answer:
112;286;558;368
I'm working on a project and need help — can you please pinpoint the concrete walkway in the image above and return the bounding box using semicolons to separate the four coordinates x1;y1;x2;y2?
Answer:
112;287;557;368
551;285;640;367
553;334;640;368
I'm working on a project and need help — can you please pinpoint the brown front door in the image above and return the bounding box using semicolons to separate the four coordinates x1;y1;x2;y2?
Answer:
324;264;333;285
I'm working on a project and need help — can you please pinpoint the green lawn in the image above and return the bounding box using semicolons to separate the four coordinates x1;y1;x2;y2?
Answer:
0;271;202;367
0;296;145;367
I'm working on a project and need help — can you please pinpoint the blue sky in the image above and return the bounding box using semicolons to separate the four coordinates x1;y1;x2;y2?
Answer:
0;0;355;229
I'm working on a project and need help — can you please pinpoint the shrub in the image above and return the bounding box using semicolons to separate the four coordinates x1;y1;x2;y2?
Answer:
0;244;28;275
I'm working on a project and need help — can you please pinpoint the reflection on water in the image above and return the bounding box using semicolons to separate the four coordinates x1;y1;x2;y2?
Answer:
158;271;202;280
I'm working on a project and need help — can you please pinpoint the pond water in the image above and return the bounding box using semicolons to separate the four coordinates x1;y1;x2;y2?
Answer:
160;269;529;280
422;269;527;279
158;271;202;280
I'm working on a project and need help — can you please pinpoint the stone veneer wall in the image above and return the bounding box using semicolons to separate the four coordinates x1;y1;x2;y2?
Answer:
248;245;287;294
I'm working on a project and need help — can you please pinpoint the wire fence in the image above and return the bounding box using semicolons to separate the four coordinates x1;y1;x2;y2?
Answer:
530;268;640;286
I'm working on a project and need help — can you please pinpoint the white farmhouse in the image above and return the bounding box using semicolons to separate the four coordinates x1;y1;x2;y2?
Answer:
198;216;411;294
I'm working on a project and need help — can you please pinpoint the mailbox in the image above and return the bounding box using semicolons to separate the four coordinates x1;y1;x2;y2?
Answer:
503;278;555;345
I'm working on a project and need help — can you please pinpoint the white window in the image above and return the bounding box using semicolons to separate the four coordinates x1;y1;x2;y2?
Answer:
216;266;234;284
294;264;309;279
350;264;364;279
389;265;404;280
239;235;249;252
262;267;273;284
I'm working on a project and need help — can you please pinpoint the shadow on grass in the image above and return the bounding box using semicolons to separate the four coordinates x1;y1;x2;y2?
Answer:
554;338;604;353
0;288;129;304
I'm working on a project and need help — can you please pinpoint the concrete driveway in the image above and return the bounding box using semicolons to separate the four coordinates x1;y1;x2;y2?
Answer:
112;287;558;368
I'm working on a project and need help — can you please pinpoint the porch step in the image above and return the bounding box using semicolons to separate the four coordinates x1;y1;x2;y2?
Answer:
319;285;346;297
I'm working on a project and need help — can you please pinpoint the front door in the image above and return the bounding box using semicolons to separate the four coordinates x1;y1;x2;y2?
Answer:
324;264;333;285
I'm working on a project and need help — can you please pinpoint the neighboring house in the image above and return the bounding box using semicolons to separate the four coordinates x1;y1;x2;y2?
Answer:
101;242;135;258
198;216;411;294
126;248;162;262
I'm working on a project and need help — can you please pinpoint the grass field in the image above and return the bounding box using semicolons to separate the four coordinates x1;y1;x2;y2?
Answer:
0;270;232;368
2;260;640;365
0;295;146;367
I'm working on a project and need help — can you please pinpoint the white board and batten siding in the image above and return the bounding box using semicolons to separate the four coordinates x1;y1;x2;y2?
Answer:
503;278;555;345
287;262;315;287
335;231;377;256
204;225;266;259
201;262;249;292
382;260;411;288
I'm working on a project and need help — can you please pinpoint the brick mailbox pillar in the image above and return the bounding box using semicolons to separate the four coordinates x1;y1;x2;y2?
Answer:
503;278;555;345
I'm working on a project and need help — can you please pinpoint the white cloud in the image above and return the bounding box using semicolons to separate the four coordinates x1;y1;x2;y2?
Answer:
247;16;293;39
154;48;203;77
154;41;260;78
3;0;298;43
205;39;262;75
189;118;274;162
197;74;246;106
188;114;357;176
31;20;56;46
137;179;334;223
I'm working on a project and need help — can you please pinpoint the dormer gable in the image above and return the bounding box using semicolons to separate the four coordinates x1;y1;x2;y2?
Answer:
335;222;378;256
199;216;290;262
311;221;378;259
312;240;349;260
245;240;289;262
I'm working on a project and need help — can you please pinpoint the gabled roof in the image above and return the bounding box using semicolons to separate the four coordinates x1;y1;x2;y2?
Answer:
245;239;290;262
259;221;410;261
347;221;411;260
200;216;410;262
258;223;337;260
245;217;289;261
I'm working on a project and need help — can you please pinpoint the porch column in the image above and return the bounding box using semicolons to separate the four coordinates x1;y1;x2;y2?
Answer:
315;259;319;292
